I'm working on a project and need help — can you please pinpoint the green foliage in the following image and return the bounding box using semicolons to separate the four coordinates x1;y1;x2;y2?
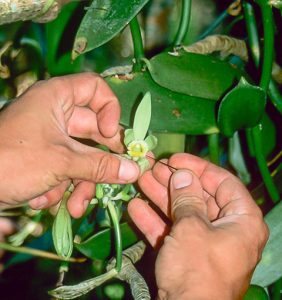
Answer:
244;285;269;300
218;77;266;137
74;223;138;261
252;201;282;287
107;72;219;135
143;51;242;100
72;0;149;59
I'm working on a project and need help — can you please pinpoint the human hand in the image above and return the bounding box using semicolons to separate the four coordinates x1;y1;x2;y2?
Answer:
0;73;139;218
128;153;268;299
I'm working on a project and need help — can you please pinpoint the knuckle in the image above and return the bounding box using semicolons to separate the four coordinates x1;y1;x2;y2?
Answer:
93;154;117;182
172;194;206;216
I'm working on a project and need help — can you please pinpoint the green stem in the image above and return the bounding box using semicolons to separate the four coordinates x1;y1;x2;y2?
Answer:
208;134;220;165
243;1;280;202
269;80;282;114
107;201;122;272
242;2;260;66
244;2;282;114
259;4;275;90
173;0;192;46
0;242;83;262
251;126;280;202
129;16;145;72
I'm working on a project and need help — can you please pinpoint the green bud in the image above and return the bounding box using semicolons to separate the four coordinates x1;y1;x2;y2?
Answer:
52;191;73;259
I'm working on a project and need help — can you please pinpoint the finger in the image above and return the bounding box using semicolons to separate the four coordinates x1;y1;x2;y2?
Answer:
152;159;173;187
128;198;169;248
28;181;70;210
138;171;169;216
168;153;255;213
67;181;95;218
66;143;139;184
56;73;120;138
170;170;208;222
0;218;15;235
67;106;124;153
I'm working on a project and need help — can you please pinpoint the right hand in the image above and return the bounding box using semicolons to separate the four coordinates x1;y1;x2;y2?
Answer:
128;153;269;299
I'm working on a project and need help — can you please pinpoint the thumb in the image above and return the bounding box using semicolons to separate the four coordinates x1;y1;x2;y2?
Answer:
170;170;208;222
66;147;140;184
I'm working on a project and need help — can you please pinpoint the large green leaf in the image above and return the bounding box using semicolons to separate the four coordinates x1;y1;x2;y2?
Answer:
251;200;282;287
144;51;242;100
107;71;219;135
72;0;149;59
218;77;266;137
74;223;138;260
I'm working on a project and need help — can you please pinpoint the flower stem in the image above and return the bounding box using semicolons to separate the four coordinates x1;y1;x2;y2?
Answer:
173;0;192;46
107;201;122;272
130;15;145;72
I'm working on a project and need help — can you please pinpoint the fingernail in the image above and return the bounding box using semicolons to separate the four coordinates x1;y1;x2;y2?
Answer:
172;170;193;189
33;196;48;209
118;159;139;182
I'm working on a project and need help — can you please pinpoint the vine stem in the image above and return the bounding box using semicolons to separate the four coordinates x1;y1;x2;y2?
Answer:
0;242;84;262
208;134;220;165
129;16;145;72
107;201;122;272
243;2;280;202
243;2;282;114
173;0;192;46
259;4;275;91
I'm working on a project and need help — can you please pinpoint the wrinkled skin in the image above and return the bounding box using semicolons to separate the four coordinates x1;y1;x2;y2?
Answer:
0;73;139;218
129;153;269;299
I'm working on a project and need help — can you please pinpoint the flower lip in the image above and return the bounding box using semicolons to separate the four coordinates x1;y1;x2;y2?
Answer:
127;140;149;158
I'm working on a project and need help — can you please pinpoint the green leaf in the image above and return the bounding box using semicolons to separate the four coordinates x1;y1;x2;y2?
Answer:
124;129;135;147
144;51;242;100
74;223;138;260
251;199;282;287
52;191;73;259
45;2;84;75
243;285;269;300
133;92;152;140
218;77;266;137
137;157;151;174
229;132;251;184
145;135;158;151
260;113;277;158
107;71;219;135
72;0;149;59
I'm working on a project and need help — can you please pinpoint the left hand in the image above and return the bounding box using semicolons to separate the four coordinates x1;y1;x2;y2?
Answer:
0;73;139;218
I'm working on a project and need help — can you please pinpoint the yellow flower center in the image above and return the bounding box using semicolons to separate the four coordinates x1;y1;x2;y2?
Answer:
127;140;148;158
